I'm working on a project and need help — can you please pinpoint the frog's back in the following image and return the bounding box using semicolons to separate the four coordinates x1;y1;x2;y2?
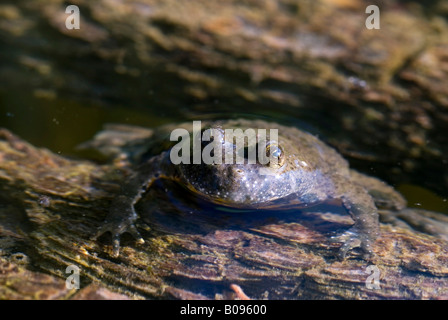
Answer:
79;119;349;180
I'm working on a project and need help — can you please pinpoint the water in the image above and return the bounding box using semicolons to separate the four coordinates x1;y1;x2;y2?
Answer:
0;89;167;156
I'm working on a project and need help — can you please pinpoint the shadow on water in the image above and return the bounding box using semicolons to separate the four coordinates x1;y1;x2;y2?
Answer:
137;179;353;240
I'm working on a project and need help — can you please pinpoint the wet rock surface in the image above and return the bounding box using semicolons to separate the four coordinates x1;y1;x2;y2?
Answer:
1;0;448;300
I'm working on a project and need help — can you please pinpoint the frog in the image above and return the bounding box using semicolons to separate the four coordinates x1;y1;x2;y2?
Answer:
87;119;406;259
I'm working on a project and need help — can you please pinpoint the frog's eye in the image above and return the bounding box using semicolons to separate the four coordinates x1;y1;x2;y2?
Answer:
270;145;282;158
265;142;285;167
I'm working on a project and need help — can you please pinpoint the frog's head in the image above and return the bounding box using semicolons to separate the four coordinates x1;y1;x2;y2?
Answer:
177;125;309;206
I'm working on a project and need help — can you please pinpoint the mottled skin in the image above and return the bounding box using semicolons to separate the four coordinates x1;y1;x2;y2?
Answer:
94;119;406;258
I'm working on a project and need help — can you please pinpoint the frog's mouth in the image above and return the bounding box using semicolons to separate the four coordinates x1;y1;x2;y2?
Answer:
180;154;305;207
184;170;297;208
188;186;319;211
208;197;257;208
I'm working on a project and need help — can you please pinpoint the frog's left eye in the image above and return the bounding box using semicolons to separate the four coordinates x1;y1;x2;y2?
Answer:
265;142;285;167
270;145;282;158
